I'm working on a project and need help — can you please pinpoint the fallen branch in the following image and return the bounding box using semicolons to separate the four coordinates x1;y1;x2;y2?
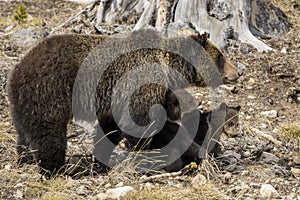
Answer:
139;171;182;183
251;127;282;146
50;0;100;34
139;162;197;183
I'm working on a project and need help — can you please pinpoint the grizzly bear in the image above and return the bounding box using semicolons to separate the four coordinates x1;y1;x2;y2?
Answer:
8;29;240;175
175;103;241;171
126;94;241;172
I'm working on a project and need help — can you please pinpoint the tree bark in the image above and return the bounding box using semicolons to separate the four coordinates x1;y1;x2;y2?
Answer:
94;0;290;52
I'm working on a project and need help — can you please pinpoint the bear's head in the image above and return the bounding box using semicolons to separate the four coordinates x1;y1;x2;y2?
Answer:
192;32;242;83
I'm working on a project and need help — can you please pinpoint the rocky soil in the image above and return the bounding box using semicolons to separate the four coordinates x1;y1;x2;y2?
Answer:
0;0;299;199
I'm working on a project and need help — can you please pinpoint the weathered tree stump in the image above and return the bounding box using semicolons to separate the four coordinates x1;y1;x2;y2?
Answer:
93;0;290;51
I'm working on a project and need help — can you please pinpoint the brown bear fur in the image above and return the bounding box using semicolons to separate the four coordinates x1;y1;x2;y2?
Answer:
8;30;240;175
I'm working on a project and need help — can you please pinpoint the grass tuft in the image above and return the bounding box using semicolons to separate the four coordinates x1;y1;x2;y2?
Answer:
280;122;300;138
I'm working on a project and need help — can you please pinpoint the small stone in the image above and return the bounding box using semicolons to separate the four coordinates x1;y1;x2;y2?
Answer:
94;193;107;200
237;62;247;71
5;25;14;32
224;150;241;160
4;122;10;126
260;152;279;163
243;151;251;158
287;192;296;199
248;95;256;99
293;155;300;165
241;171;250;176
115;182;124;187
245;116;251;120
175;183;183;188
235;181;250;192
15;189;23;199
261;110;277;118
144;182;155;191
167;181;175;187
104;183;111;189
76;185;87;195
246;85;254;90
223;172;232;184
237;62;246;75
281;47;287;54
291;167;300;177
260;184;279;199
260;123;268;129
191;174;207;187
248;108;255;112
106;186;134;199
248;78;256;85
4;164;11;170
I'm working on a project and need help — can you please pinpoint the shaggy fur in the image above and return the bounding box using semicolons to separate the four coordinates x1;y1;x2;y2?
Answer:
8;30;240;175
160;103;241;172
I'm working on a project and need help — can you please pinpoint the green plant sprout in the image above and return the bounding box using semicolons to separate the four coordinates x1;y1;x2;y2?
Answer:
13;4;28;24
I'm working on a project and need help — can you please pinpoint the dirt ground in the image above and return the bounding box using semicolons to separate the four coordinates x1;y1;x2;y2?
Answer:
0;0;299;199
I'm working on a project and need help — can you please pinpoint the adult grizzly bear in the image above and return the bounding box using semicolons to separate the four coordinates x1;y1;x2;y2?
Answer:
8;30;240;175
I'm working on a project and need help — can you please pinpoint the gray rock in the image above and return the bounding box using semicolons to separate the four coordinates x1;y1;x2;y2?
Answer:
234;181;250;193
14;189;23;199
10;27;47;49
219;150;242;171
191;174;207;187
76;185;88;195
249;0;291;38
260;152;279;164
261;110;277;118
281;47;287;54
94;193;107;200
237;62;247;75
260;184;279;199
106;186;134;199
223;150;241;160
293;155;300;165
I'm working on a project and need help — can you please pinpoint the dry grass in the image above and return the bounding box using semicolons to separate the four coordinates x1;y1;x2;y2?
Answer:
279;122;300;150
130;181;225;200
280;122;300;138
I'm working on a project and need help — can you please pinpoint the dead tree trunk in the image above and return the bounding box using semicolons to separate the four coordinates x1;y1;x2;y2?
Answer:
92;0;290;51
174;0;271;51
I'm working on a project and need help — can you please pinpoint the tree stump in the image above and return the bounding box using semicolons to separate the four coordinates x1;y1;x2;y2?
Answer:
94;0;291;51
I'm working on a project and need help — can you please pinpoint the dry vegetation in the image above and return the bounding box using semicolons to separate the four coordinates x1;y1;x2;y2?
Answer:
0;0;300;199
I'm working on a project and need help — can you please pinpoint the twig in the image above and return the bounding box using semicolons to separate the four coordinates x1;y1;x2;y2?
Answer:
0;31;14;39
251;127;282;146
50;0;100;34
139;171;182;183
139;162;197;183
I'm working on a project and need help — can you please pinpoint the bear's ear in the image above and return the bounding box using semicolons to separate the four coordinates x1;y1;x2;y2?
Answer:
219;102;227;110
202;32;210;39
191;32;210;46
199;32;210;46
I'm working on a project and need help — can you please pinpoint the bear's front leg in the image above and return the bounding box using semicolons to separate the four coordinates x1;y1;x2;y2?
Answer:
27;121;68;176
